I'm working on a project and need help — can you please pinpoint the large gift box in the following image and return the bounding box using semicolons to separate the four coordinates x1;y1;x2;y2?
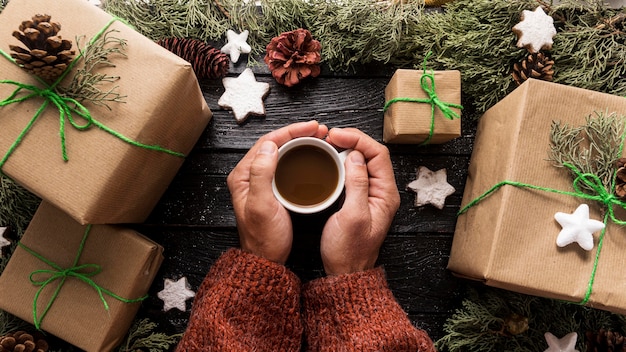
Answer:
0;202;164;351
0;0;212;224
383;68;461;144
449;79;626;314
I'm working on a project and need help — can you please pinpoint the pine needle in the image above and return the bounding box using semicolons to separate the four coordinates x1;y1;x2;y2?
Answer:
60;29;128;109
115;318;181;352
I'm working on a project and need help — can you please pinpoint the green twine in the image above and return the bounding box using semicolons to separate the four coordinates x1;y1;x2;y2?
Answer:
383;51;463;145
0;17;184;172
458;161;626;305
18;225;147;330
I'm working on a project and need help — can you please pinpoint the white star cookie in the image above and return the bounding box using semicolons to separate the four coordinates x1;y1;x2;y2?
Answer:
218;68;270;123
512;7;557;53
544;332;579;352
554;204;604;251
407;166;455;209
221;29;251;63
157;277;196;312
0;227;10;257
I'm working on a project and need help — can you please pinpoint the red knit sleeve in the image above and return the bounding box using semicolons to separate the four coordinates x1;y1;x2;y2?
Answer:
302;267;436;352
176;248;303;352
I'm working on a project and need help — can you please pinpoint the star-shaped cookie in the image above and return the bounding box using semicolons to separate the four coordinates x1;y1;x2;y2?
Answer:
0;227;10;257
554;204;604;251
221;29;251;63
407;166;455;209
157;277;196;312
512;6;557;53
544;332;579;352
218;68;270;123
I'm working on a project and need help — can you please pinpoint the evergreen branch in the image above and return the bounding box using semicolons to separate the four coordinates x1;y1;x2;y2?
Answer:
548;112;625;192
116;318;181;352
60;29;128;109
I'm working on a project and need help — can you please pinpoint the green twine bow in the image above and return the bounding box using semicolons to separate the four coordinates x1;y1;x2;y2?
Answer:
383;51;463;145
18;225;146;330
0;17;184;172
458;161;626;305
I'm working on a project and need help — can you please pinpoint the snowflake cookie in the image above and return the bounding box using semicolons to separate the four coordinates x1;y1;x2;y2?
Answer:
512;6;557;53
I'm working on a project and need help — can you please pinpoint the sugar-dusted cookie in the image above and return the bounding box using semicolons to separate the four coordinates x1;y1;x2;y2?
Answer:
218;68;270;124
512;6;557;53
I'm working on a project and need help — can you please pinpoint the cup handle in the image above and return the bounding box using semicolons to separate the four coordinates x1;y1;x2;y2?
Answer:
338;149;353;164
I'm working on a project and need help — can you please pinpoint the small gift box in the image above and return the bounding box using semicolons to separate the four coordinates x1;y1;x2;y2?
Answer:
0;0;211;224
0;202;164;351
449;79;626;314
383;67;462;144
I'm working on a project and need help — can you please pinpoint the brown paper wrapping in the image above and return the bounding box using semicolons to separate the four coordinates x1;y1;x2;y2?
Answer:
0;0;212;224
383;69;461;144
0;202;164;351
449;79;626;314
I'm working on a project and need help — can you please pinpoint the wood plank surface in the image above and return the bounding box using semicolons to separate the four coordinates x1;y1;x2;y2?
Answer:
130;61;477;347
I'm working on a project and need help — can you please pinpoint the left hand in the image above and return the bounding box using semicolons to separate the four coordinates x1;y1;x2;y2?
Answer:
226;121;329;264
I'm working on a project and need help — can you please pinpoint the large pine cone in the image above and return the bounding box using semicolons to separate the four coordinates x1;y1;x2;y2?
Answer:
586;329;626;352
0;331;48;352
264;28;321;87
157;37;229;80
512;52;554;85
9;14;75;81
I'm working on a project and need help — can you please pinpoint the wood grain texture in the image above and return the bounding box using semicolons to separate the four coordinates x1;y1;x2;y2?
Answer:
130;64;477;347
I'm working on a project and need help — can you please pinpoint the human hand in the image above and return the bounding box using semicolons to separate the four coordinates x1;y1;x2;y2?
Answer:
227;120;328;264
321;128;400;275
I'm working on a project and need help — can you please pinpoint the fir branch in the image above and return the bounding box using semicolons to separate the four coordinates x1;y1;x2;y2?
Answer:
115;318;181;352
60;29;128;109
548;111;625;192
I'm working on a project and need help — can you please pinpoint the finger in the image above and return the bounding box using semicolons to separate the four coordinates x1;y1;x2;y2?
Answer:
340;150;370;218
234;121;324;180
326;128;396;192
247;141;279;211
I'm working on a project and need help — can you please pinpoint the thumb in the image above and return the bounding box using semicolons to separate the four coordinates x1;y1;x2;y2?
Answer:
248;141;279;205
342;150;369;213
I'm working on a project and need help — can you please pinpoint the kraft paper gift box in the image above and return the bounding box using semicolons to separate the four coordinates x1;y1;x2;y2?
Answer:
0;0;212;224
383;68;461;144
449;79;626;314
0;202;164;351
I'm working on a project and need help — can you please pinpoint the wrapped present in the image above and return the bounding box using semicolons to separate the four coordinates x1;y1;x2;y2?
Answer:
449;79;626;314
0;0;212;224
383;60;462;144
0;202;164;351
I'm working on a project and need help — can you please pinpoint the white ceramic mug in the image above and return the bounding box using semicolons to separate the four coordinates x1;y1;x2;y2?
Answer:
272;137;350;214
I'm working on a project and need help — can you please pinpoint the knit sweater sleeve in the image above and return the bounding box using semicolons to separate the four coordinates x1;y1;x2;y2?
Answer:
176;248;303;352
302;267;436;352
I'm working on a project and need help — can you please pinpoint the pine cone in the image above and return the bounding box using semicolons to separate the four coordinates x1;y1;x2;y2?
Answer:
156;37;229;80
264;28;321;87
9;14;75;81
511;52;554;85
0;331;48;352
615;158;626;200
586;329;626;352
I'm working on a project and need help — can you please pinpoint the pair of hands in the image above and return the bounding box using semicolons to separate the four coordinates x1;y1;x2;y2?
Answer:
226;121;400;275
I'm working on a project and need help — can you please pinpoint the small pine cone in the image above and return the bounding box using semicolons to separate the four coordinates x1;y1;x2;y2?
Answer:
157;37;229;80
0;331;48;352
511;52;555;86
615;158;626;200
264;28;321;87
9;14;75;81
586;329;626;352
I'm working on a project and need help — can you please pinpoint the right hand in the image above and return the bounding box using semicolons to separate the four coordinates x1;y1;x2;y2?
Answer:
320;128;400;275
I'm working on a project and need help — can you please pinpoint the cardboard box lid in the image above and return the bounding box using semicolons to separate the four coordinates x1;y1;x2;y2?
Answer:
0;0;212;224
450;79;626;312
0;202;164;351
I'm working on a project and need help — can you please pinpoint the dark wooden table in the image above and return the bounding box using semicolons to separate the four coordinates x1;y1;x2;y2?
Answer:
132;59;475;347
